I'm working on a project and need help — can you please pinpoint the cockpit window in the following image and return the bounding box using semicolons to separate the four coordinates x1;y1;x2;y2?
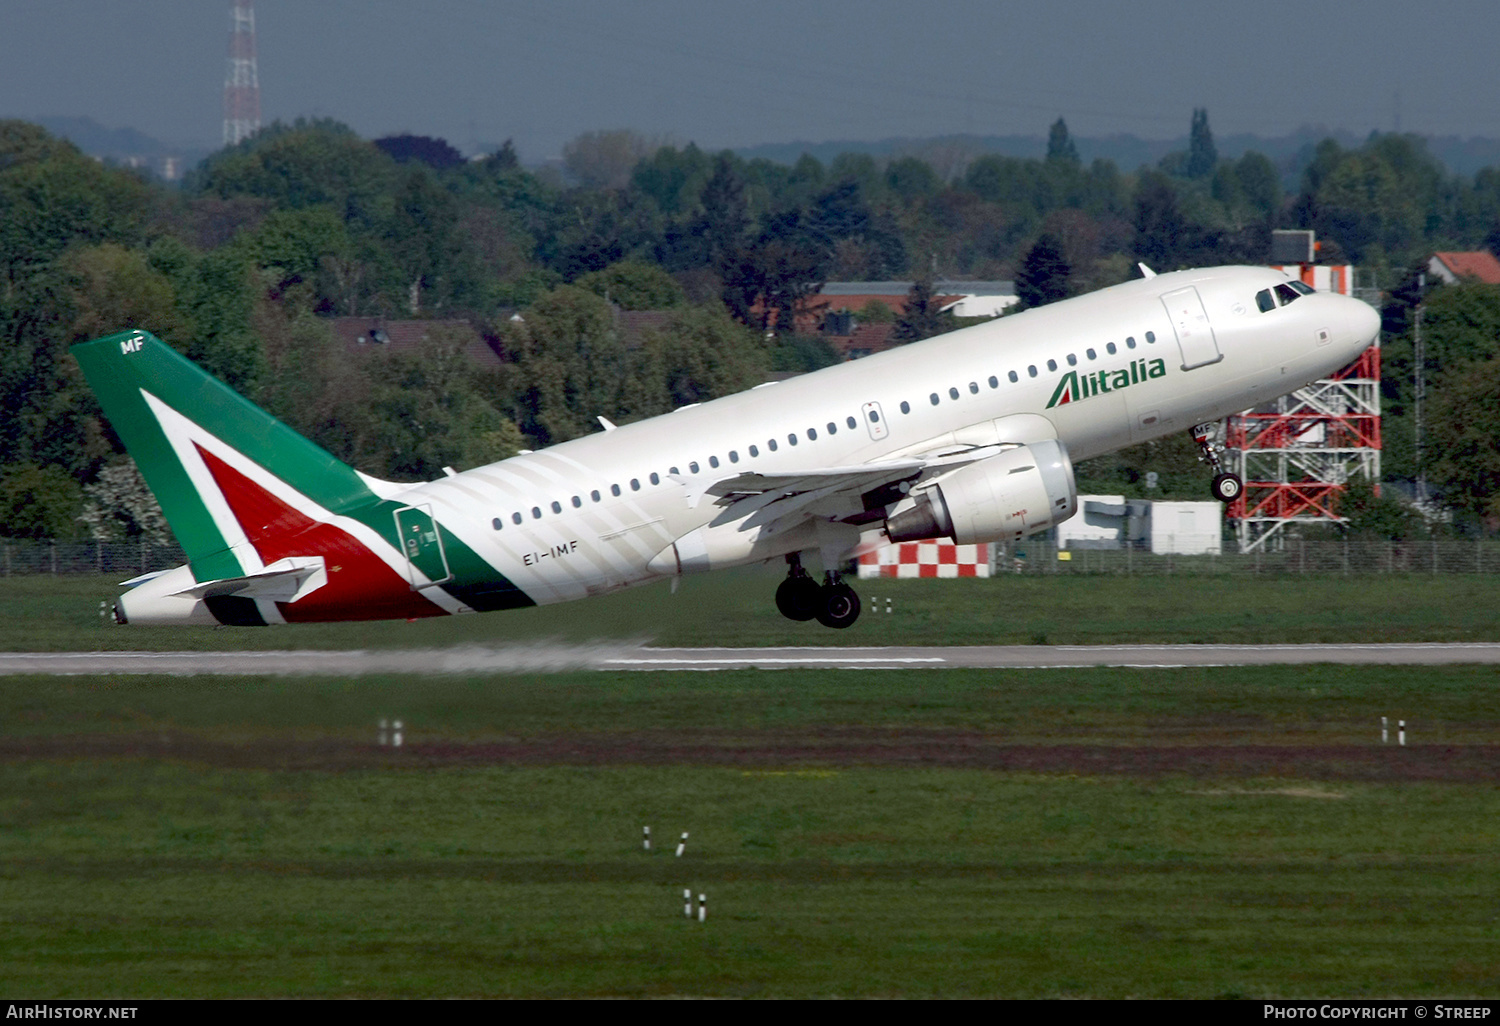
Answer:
1275;283;1301;306
1288;281;1315;295
1255;289;1275;313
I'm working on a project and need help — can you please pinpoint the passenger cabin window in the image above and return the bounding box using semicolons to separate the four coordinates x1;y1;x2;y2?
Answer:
968;381;979;394
1066;354;1077;366
826;422;836;435
869;409;881;422
900;401;911;414
532;507;542;519
806;429;816;441
846;416;857;429
729;451;739;463
1106;342;1116;355
1008;370;1018;383
988;376;998;388
689;462;700;474
948;387;959;400
1275;283;1301;306
492;518;503;531
1086;348;1096;360
788;434;798;446
749;445;759;457
512;512;522;525
930;393;940;405
590;490;601;503
708;456;719;468
1255;288;1276;312
1146;331;1156;343
649;472;660;485
768;439;778;451
551;501;562;513
1046;359;1057;372
611;484;621;497
1028;365;1037;377
1126;337;1136;349
630;478;641;491
572;496;582;508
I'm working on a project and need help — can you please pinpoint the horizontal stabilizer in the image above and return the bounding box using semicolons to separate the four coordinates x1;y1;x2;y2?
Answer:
171;556;327;604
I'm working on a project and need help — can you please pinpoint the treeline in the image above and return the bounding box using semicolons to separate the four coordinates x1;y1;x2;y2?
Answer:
3;109;1500;540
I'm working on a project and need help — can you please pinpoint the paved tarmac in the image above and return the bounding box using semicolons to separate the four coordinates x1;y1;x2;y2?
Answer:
2;642;1500;675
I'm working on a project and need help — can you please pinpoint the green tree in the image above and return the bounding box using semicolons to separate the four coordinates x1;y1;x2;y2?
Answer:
502;286;627;444
1337;480;1424;539
892;278;955;343
575;260;686;310
1428;355;1500;522
0;465;83;540
625;306;769;415
1185;108;1217;179
361;324;523;480
1046;118;1080;167
62;244;191;347
1015;233;1072;308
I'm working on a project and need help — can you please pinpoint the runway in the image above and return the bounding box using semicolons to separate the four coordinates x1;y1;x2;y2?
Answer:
3;642;1500;675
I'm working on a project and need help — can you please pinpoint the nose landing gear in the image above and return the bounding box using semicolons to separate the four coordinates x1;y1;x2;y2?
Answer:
775;553;862;629
1191;422;1243;504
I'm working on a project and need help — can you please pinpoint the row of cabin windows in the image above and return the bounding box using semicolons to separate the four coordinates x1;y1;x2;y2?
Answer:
893;331;1159;414
489;327;1165;531
489;411;886;530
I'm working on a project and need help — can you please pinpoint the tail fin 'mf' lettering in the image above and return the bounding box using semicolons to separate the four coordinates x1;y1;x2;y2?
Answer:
71;329;482;624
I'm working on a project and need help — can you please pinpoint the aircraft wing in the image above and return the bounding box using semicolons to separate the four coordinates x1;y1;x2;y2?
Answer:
692;460;927;502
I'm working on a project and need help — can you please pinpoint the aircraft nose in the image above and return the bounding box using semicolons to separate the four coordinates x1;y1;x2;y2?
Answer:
1347;297;1380;347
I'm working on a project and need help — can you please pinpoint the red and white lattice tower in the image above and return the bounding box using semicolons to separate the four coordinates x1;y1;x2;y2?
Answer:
1223;264;1381;553
223;0;261;147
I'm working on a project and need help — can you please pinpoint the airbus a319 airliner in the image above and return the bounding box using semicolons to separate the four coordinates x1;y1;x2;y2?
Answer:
75;265;1379;630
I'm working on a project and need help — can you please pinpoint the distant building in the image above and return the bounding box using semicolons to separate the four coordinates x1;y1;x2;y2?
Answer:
814;280;1017;360
326;318;501;369
1426;251;1500;286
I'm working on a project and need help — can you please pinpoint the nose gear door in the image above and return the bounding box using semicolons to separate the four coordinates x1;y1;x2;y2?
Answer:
1160;286;1223;370
393;504;453;589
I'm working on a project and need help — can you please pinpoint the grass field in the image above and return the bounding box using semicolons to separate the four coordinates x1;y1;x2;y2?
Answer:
2;665;1498;997
5;568;1500;650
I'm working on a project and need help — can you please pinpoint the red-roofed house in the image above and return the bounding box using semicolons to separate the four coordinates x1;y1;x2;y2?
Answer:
326;318;502;369
1427;251;1500;286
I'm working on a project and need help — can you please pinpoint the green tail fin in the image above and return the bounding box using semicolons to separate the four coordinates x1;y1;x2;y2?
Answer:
72;329;385;581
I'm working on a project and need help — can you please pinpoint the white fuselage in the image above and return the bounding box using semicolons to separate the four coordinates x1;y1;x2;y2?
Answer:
382;266;1380;607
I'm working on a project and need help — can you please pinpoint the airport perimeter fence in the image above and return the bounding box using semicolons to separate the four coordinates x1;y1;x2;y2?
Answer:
998;537;1500;576
3;537;1500;580
0;540;188;578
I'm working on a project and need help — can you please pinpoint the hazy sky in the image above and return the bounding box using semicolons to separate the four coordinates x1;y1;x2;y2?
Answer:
5;0;1499;159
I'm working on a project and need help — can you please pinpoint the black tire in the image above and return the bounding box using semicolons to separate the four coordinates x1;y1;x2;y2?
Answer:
775;575;822;621
815;583;861;629
1211;472;1243;503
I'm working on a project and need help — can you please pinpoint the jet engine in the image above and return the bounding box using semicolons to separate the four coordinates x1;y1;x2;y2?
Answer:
884;439;1077;544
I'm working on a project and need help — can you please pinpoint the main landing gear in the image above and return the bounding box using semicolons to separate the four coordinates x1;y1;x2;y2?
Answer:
1191;422;1243;504
776;553;861;629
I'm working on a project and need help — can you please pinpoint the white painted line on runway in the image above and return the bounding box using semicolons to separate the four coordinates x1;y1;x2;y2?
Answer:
605;656;946;665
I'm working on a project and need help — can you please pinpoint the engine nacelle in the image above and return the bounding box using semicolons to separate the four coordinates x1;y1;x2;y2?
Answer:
884;440;1077;544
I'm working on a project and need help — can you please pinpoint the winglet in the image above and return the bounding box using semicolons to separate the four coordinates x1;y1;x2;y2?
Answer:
1138;263;1157;279
597;416;617;432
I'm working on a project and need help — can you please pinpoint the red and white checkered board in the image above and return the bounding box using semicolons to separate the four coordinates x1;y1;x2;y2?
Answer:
857;541;991;578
